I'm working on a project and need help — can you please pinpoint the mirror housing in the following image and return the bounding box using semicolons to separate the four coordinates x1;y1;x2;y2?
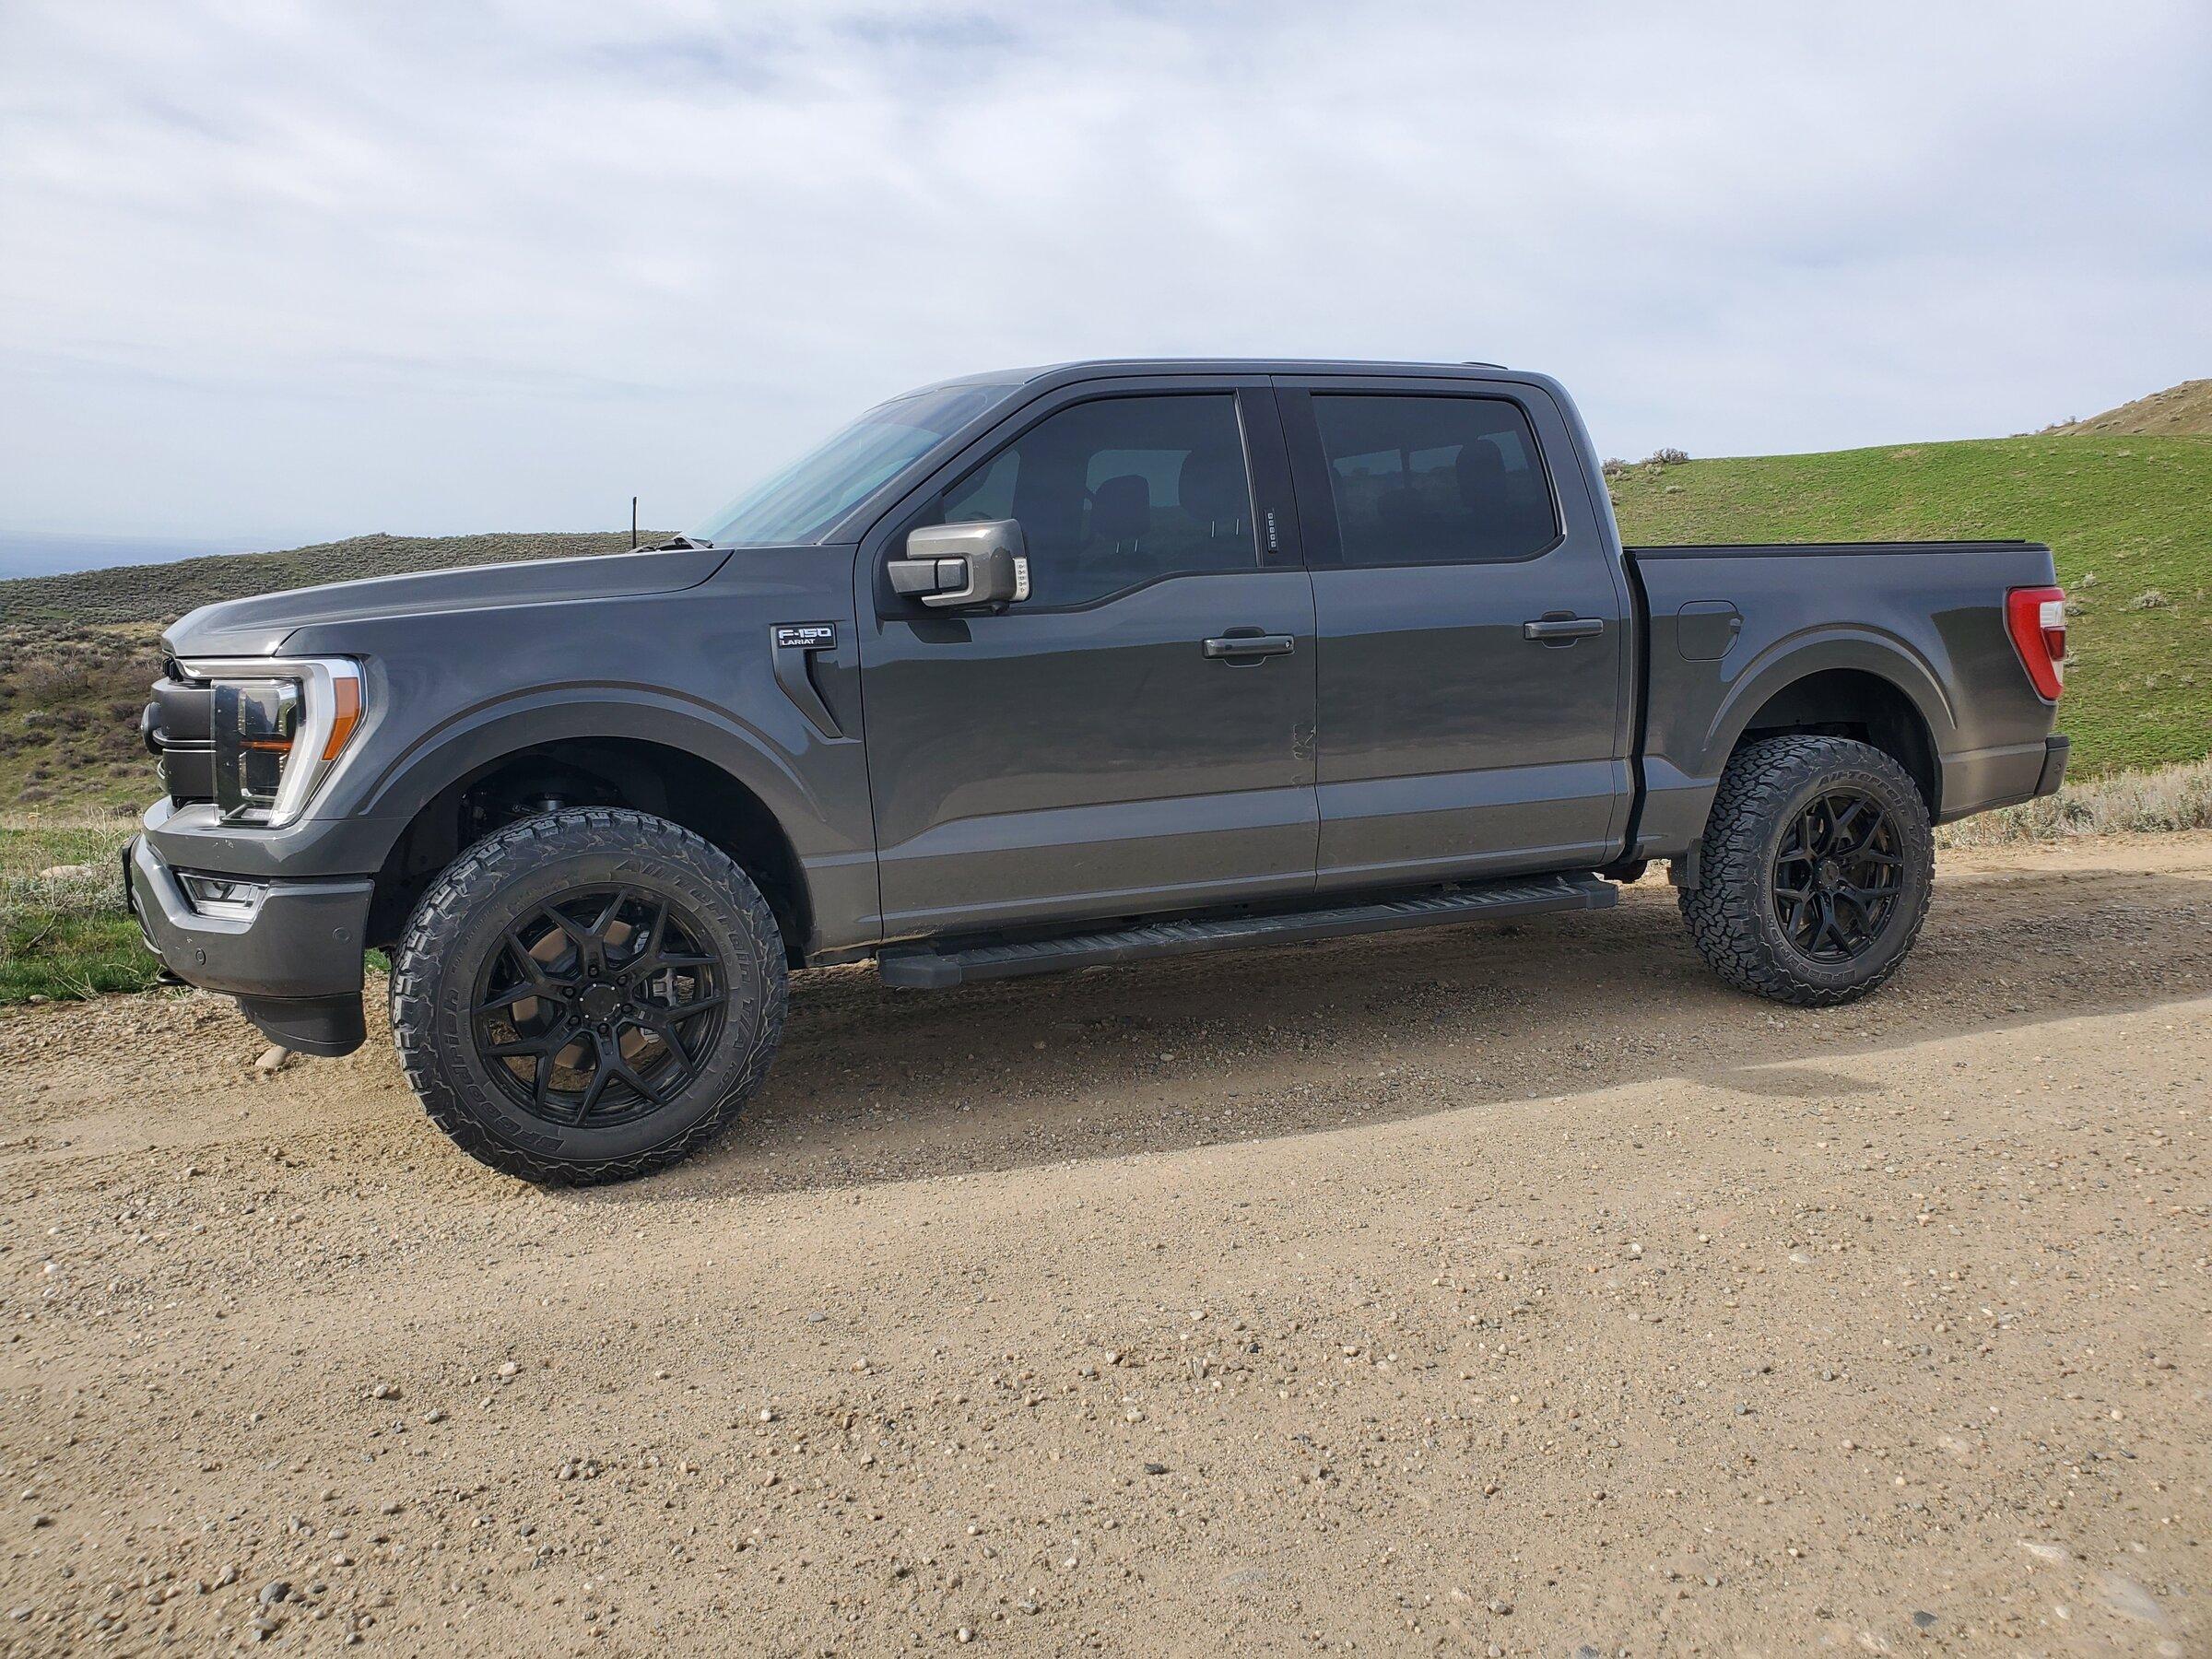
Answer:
889;520;1031;610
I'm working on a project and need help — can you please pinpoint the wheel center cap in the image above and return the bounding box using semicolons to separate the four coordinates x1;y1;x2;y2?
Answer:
579;983;627;1023
1816;859;1842;892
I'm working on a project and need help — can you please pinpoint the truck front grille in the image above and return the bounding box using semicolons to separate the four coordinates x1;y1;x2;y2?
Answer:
146;660;216;806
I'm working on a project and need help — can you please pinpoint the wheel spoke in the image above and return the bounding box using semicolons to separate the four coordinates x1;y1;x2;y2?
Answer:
633;1011;693;1070
1834;807;1887;858
575;1039;618;1120
475;982;543;1019
1827;795;1866;849
627;899;669;971
533;1044;560;1112
662;991;726;1021
608;1052;664;1106
547;905;604;971
588;888;629;945
504;928;571;991
1815;894;1843;952
631;1019;702;1104
483;1030;560;1059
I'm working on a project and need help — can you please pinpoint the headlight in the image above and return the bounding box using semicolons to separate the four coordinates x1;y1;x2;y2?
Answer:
182;657;365;828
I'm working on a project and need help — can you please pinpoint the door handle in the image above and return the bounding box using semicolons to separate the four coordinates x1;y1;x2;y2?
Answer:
1204;633;1296;661
1522;616;1606;643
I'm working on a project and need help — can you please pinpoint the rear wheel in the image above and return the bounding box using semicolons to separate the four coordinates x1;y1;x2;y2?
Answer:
1679;735;1933;1006
391;807;787;1184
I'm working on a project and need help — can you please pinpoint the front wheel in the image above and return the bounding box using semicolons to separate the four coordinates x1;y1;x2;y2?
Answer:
390;807;787;1184
1679;735;1934;1006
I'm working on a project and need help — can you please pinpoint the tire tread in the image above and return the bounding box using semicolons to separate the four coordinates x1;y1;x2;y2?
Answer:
1678;735;1933;1007
389;807;787;1185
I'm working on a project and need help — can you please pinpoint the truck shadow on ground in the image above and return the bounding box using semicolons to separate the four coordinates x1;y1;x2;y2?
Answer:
577;856;2212;1206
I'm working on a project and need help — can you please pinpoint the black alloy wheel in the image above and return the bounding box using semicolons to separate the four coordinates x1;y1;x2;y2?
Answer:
471;885;729;1127
1767;788;1906;963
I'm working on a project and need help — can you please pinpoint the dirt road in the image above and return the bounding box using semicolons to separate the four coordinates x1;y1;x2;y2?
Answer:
3;835;2207;1654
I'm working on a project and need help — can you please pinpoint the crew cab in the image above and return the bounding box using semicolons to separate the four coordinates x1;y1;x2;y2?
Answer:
130;360;2069;1182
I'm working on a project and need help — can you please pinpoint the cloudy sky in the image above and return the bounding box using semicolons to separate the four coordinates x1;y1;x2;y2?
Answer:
1;1;2206;548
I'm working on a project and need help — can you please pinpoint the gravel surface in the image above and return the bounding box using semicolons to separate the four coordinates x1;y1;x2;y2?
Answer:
1;835;2206;1653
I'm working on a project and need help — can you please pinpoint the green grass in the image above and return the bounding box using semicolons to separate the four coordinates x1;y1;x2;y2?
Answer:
0;818;162;1003
1610;433;2212;775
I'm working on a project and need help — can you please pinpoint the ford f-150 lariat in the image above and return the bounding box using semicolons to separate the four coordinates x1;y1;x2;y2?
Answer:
129;360;2069;1182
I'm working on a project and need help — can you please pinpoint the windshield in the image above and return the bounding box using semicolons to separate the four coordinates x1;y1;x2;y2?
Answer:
689;382;1016;547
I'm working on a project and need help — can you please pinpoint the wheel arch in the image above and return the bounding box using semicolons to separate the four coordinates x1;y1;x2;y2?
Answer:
1729;666;1941;814
354;696;827;963
1704;635;1952;815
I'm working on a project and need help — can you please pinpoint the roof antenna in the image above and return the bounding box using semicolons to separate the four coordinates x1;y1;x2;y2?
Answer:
629;495;639;550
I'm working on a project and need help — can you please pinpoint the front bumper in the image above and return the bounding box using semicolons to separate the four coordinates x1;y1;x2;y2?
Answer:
125;833;373;1055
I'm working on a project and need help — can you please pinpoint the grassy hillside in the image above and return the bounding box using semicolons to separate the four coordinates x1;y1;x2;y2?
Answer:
0;531;653;813
1611;434;2210;776
2050;379;2212;438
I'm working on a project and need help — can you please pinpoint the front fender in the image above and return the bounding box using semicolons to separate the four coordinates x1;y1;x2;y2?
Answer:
142;550;882;951
351;684;830;838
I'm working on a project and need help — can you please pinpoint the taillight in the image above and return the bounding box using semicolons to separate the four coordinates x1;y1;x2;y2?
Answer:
2005;585;2065;701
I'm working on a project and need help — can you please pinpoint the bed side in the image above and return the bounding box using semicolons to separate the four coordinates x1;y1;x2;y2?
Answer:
1627;541;2065;860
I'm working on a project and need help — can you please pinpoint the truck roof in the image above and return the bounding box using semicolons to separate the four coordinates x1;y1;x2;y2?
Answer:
923;357;1516;391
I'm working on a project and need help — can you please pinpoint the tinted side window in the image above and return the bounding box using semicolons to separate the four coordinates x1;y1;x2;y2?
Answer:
939;394;1255;606
1311;395;1557;566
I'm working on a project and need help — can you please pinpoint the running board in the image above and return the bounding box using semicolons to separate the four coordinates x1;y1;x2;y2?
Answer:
877;873;1618;989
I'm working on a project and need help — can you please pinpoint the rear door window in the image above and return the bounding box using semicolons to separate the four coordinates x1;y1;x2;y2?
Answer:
1309;394;1559;566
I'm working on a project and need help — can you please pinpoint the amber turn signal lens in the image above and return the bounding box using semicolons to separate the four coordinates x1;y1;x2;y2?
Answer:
322;672;363;761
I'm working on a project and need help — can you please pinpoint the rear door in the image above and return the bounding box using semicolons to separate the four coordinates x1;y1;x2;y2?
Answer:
1275;375;1632;889
857;377;1319;937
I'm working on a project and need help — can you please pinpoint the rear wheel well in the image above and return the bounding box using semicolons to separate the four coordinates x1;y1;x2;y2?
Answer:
1732;668;1938;814
367;738;811;964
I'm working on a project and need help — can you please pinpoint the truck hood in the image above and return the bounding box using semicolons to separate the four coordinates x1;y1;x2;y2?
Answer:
162;546;732;660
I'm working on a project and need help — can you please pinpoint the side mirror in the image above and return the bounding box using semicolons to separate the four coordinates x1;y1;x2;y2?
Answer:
888;519;1031;610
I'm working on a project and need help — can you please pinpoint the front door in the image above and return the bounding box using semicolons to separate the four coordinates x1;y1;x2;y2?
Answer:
1276;376;1633;890
860;382;1318;938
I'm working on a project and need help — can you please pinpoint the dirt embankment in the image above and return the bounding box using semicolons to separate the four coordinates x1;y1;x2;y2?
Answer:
2;835;2207;1654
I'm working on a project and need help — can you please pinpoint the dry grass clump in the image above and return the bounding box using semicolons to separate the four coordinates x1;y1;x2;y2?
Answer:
1938;758;2212;846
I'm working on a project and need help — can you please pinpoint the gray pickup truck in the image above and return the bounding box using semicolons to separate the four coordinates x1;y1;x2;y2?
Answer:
130;359;2069;1182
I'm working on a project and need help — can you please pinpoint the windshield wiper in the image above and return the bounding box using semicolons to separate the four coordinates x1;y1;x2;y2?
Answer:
640;534;710;551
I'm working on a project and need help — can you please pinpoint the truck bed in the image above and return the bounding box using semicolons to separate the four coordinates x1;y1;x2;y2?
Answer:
1622;538;2064;860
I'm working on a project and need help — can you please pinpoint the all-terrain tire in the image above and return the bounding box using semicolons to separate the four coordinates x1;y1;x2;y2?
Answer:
390;808;787;1184
1679;735;1934;1006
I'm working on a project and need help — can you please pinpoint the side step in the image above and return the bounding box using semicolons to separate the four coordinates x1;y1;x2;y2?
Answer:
877;872;1618;989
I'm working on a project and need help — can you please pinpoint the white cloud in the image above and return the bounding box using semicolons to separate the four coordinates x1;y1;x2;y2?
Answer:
1;0;2206;541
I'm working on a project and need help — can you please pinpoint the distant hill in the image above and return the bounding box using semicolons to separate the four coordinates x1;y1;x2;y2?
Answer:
0;531;659;813
1610;432;2209;777
0;529;652;626
2047;380;2212;438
